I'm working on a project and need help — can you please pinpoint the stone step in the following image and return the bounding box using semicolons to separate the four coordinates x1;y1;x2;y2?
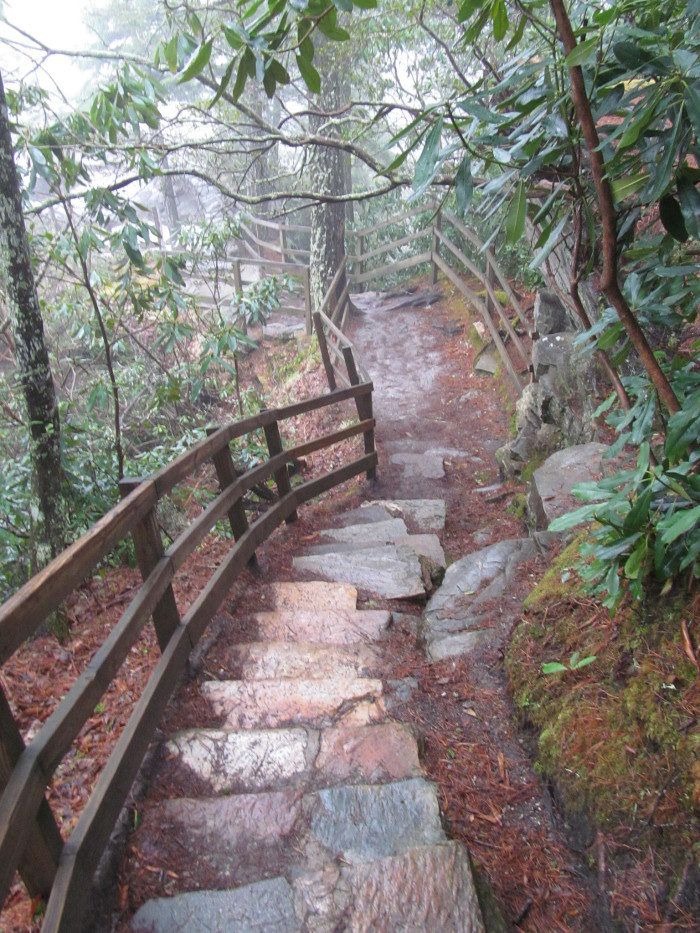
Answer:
129;778;446;894
306;533;446;571
223;640;381;679
131;842;484;932
317;517;408;546
337;498;446;532
161;722;421;795
202;677;385;730
260;581;358;612
293;545;426;600
249;608;392;644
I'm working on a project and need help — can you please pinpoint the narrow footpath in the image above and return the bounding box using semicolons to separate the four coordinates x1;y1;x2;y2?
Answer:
118;282;599;931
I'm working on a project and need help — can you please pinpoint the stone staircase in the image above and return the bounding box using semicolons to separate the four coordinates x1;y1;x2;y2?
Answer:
128;499;484;931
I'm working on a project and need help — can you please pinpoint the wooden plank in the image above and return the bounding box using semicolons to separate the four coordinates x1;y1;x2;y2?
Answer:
441;209;528;328
313;312;337;391
263;420;297;524
342;347;376;481
119;479;181;652
352;251;432;285
435;228;528;364
302;268;312;335
0;559;174;909
0;480;157;666
318;258;347;317
331;284;349;327
207;430;258;570
431;213;442;286
243;212;310;234
433;254;522;394
350;204;436;238
316;309;350;349
0;686;62;899
349;228;428;264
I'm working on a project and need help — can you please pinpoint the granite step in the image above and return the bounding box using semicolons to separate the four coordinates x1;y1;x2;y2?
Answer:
202;677;385;730
222;640;381;680
161;722;421;795
305;533;446;571
129;778;447;893
260;581;358;612
335;498;447;532
317;517;409;546
293;545;427;600
249;608;392;644
131;841;485;932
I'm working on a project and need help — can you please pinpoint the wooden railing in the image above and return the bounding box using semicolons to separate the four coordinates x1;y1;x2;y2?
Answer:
0;383;376;931
346;205;529;395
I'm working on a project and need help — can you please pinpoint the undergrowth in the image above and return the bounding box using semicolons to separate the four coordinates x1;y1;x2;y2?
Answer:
507;538;699;926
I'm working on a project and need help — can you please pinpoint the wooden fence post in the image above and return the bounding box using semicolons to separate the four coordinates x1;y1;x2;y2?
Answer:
119;478;181;651
0;686;62;898
485;258;497;320
263;419;298;523
206;428;259;569
431;212;442;285
313;312;337;391
279;221;288;264
342;346;377;481
302;268;312;335
357;234;365;292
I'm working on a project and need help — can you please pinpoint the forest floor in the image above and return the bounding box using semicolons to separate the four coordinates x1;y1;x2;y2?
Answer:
4;276;691;931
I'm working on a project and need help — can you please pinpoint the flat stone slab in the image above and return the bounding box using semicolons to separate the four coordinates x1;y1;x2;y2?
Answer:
202;677;385;730
293;546;426;600
308;778;445;862
163;722;420;795
528;442;609;529
294;842;484;932
359;499;447;532
304;534;445;571
132;779;446;891
423;538;536;661
251;609;391;644
133;842;484;932
389;451;446;479
131;877;297;932
224;641;381;679
318;518;408;546
262;581;357;612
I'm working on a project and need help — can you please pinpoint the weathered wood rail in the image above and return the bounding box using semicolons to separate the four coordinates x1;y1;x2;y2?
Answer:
346;205;528;394
0;381;375;931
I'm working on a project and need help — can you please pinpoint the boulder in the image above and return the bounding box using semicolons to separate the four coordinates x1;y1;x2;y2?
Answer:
533;289;571;335
528;442;609;529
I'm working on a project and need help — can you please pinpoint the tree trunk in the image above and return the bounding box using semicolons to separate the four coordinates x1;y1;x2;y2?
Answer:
308;37;350;313
0;70;63;556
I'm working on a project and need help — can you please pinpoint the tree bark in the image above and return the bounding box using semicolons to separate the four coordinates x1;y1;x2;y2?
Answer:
0;70;64;555
549;0;681;415
308;36;350;313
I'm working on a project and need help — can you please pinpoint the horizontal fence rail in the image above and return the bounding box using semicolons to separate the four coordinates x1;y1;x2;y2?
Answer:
0;383;376;931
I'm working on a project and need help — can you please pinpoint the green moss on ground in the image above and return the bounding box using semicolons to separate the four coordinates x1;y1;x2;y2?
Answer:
507;540;699;922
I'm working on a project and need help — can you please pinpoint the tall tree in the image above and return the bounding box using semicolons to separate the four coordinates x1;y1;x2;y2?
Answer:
0;70;63;556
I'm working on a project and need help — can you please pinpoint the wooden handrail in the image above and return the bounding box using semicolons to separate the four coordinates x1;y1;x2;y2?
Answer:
348;227;430;265
348;203;437;239
0;384;376;926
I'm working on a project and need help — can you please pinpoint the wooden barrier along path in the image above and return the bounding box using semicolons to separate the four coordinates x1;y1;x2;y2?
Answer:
0;380;376;931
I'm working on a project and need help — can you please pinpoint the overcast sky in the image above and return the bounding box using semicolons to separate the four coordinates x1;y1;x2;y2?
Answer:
1;0;91;101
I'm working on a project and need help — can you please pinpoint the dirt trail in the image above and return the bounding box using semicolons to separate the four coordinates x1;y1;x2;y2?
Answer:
347;284;602;930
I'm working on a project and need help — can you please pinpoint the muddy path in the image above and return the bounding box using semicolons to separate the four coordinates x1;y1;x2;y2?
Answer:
347;284;603;930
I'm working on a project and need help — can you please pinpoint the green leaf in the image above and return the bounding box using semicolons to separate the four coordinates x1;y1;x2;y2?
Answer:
571;654;596;670
611;172;648;204
505;181;527;243
178;39;213;83
685;83;700;137
659;505;700;545
649;108;684;201
528;216;567;269
548;502;600;532
412;118;443;196
210;58;236;107
317;10;350;41
455;153;473;216
163;36;179;72
458;0;486;22
491;0;508;41
659;195;689;242
623;483;654;534
678;184;700;239
565;37;598;68
541;662;568;675
297;55;321;94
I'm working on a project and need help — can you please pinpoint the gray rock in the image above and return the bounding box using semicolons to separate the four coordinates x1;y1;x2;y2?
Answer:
131;878;297;932
262;318;306;340
533;289;571;335
306;778;445;862
389;451;446;479
359;499;447;532
528;442;609;529
532;332;574;378
474;346;499;375
422;539;536;661
318;518;408;546
293;545;426;599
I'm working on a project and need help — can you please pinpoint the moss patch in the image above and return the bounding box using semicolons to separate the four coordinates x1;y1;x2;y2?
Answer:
507;540;699;925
